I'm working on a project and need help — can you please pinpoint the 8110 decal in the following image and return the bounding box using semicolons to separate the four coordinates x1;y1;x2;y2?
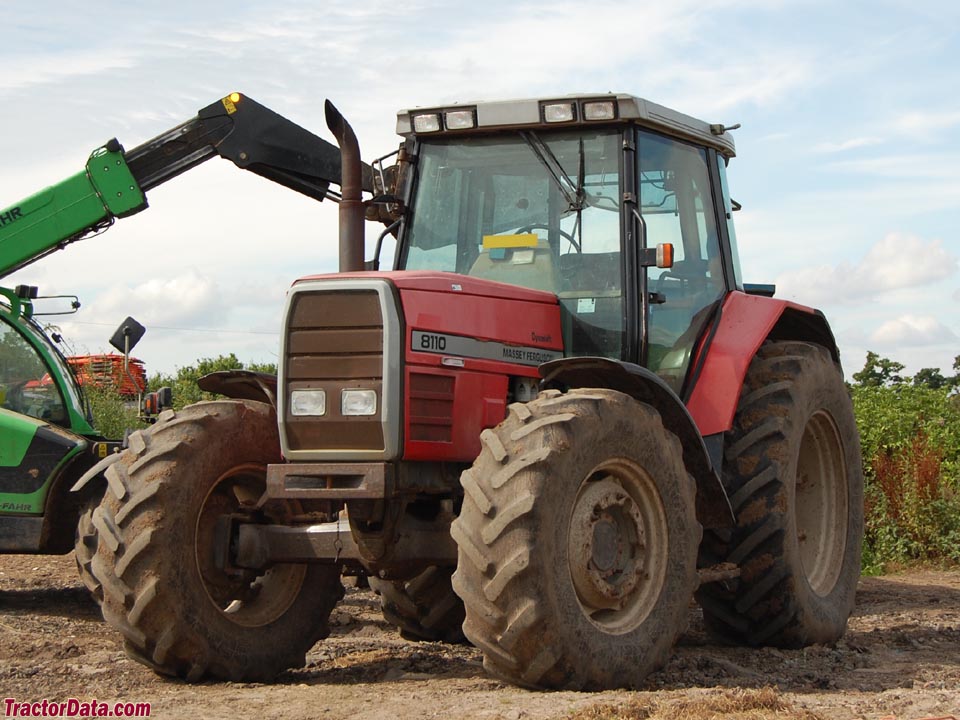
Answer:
412;330;562;367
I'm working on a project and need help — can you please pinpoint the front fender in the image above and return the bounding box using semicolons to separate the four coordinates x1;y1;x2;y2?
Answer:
540;357;733;529
198;370;277;409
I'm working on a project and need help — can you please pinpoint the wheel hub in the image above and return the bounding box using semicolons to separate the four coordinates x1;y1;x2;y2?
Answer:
796;410;848;597
196;465;307;628
569;476;646;612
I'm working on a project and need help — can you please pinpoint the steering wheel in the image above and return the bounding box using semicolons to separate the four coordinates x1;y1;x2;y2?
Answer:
517;224;581;253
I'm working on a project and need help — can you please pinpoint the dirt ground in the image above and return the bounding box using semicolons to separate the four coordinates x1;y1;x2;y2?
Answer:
1;555;958;720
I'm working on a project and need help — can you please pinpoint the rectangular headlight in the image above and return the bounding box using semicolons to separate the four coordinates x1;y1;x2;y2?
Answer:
583;100;616;120
341;389;378;416
412;113;442;133
543;102;576;123
444;109;476;130
290;389;326;416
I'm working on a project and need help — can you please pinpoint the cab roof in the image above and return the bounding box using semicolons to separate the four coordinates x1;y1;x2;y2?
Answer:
396;93;736;157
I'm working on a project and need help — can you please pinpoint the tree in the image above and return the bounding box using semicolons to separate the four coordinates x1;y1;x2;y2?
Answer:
914;367;948;389
853;351;905;387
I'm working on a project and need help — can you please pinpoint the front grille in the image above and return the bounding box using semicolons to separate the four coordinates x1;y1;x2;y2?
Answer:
286;291;383;381
408;372;454;442
282;287;388;456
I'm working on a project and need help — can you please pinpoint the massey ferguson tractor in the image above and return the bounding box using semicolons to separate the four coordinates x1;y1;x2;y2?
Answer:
78;93;863;690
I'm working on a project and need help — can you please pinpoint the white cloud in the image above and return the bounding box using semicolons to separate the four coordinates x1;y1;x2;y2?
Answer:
775;233;958;306
894;109;960;135
0;51;139;93
814;137;883;153
90;271;227;329
869;314;957;347
826;152;960;179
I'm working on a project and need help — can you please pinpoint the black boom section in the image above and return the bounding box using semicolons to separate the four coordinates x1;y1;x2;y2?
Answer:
540;356;734;529
125;93;366;201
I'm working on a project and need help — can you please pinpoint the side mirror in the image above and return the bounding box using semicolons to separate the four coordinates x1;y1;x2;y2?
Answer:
109;317;146;355
364;144;411;226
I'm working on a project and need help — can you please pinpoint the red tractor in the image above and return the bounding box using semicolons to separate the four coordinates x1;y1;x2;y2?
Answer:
80;93;863;690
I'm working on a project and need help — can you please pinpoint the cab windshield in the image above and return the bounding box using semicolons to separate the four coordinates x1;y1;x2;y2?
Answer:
402;129;624;358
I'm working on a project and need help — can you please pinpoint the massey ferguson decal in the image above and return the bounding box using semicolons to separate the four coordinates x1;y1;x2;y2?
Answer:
413;331;561;367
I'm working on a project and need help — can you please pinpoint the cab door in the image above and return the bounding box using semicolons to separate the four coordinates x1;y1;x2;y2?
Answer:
637;129;728;395
0;314;85;520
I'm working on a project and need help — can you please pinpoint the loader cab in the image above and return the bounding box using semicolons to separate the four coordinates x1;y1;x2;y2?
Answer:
394;94;744;395
0;287;91;433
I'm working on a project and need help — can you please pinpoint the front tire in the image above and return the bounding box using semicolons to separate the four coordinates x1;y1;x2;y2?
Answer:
696;341;864;646
452;389;699;690
90;400;343;682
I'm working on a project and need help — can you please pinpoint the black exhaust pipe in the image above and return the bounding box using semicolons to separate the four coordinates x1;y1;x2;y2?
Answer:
325;100;365;272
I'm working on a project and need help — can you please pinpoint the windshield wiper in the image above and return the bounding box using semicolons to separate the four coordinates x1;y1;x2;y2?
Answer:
519;131;585;213
519;131;588;250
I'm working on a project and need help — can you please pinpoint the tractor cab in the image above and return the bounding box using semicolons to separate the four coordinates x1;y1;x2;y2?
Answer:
392;94;744;395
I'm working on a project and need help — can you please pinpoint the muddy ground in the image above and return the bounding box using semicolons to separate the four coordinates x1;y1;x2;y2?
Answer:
1;555;958;720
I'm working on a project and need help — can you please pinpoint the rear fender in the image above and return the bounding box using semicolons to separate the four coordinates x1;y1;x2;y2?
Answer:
540;357;733;530
0;409;86;511
686;291;840;437
0;409;88;552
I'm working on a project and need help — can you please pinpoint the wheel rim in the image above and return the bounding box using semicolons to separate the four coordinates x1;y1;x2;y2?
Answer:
795;410;848;597
195;464;307;628
567;458;669;634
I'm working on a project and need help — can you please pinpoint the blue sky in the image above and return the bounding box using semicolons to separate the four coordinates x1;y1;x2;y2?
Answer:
1;0;958;379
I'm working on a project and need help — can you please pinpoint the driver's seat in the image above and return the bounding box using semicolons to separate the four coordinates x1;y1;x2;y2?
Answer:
468;242;559;293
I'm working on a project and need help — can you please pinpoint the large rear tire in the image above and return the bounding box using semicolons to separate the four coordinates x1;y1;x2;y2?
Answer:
90;400;343;682
452;388;699;690
696;341;863;646
369;566;466;643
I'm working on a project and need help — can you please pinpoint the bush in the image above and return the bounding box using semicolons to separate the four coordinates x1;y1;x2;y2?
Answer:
84;384;148;440
852;383;960;569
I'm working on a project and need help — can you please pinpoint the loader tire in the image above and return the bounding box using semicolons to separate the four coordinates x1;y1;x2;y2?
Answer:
696;341;863;647
452;388;700;690
369;566;466;643
75;500;102;603
91;400;343;682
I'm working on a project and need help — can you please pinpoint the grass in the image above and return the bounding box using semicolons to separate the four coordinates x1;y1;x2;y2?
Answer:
566;687;825;720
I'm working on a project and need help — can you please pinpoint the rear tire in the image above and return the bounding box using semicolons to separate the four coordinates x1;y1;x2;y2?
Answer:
452;389;699;690
696;341;863;646
369;566;466;643
90;400;343;682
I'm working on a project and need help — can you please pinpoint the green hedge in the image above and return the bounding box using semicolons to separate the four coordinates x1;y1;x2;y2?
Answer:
852;383;960;572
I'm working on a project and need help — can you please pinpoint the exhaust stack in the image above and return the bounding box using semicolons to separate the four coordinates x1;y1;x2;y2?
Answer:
325;100;365;272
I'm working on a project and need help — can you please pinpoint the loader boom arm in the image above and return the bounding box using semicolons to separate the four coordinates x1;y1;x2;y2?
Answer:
0;93;349;278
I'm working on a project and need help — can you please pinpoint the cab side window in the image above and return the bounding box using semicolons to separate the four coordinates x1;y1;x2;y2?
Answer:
639;130;725;393
0;319;68;424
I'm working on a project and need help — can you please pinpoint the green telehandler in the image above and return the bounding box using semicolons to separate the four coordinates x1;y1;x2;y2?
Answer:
0;94;347;581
